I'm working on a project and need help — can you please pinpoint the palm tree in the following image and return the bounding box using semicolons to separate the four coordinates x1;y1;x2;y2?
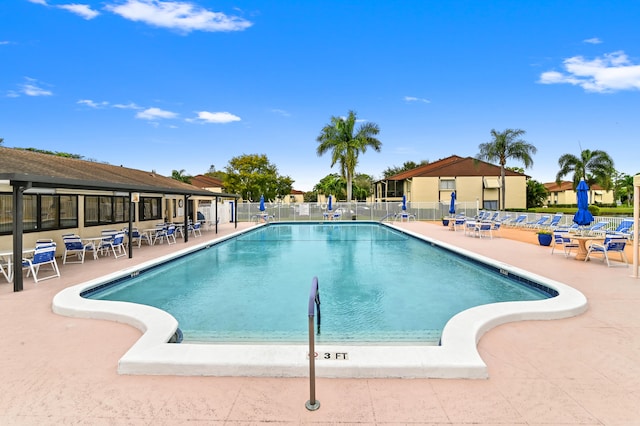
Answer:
476;129;536;210
555;149;615;197
316;110;382;201
171;169;192;184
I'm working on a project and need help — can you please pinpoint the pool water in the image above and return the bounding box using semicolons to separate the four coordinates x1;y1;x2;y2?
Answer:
87;223;550;344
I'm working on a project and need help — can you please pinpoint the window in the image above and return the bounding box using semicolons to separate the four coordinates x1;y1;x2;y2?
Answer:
483;177;501;188
439;179;455;190
140;197;162;221
483;200;498;210
84;195;130;226
0;193;78;234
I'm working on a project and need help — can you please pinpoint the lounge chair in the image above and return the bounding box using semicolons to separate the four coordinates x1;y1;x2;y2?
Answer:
507;214;527;227
584;236;628;267
526;215;550;229
62;234;95;264
22;244;60;283
550;230;579;257
606;218;634;238
547;213;564;229
586;221;609;236
476;221;494;239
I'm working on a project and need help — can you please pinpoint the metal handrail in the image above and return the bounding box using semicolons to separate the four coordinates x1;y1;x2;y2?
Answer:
305;276;321;411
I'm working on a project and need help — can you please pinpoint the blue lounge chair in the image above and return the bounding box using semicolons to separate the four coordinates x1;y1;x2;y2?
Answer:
586;221;609;236
584;236;628;267
526;215;550;229
547;213;564;229
606;218;634;237
507;214;527;227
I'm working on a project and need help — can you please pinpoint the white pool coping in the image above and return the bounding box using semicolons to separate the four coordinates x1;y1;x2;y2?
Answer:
52;223;588;379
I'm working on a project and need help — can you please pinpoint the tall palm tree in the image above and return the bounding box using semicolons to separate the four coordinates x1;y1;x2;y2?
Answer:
476;128;536;210
316;110;382;201
555;149;615;194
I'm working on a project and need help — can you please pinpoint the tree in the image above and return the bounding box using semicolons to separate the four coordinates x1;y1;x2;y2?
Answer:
316;110;382;201
614;172;635;206
526;179;548;208
382;160;429;178
171;169;192;184
223;154;293;201
555;148;615;196
476;128;536;210
313;173;346;200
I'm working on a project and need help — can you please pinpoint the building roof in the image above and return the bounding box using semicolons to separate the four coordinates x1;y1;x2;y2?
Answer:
191;174;224;189
384;155;527;181
0;147;237;197
544;181;606;192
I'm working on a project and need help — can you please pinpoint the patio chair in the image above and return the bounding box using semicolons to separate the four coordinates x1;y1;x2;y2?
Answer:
584;236;629;267
476;221;494;239
22;244;60;283
62;234;95;264
164;225;177;245
124;227;152;248
186;222;201;238
453;215;466;231
98;233;127;258
550;230;579;258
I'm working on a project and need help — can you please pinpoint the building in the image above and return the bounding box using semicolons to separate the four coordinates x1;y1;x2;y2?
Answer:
544;181;615;206
0;147;239;291
375;155;528;210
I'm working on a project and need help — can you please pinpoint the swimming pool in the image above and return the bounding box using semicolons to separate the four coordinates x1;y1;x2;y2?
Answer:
84;223;551;344
52;222;588;378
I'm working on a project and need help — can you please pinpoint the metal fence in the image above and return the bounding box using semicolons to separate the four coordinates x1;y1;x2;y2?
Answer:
234;202;633;234
236;201;481;222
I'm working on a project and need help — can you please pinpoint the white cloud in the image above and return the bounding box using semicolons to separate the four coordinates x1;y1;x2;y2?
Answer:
77;99;109;108
538;51;640;93
404;96;431;103
136;107;178;120
270;108;291;117
104;0;253;33
20;78;53;96
583;37;602;44
188;111;241;123
113;102;142;110
27;0;47;5
0;41;10;45
58;4;100;20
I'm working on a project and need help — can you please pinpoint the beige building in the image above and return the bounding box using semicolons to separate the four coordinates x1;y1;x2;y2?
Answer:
544;181;615;206
375;155;528;210
0;147;239;291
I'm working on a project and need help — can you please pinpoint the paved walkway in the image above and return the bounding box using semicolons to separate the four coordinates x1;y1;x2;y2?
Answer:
1;221;639;425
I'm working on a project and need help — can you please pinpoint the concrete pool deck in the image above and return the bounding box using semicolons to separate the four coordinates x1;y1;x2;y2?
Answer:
1;221;639;424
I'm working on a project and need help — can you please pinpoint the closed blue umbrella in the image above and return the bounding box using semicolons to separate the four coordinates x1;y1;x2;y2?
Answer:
327;195;333;211
449;192;456;215
259;195;265;212
402;195;407;211
573;179;594;226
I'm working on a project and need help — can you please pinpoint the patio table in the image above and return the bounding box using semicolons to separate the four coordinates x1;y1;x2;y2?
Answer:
570;235;606;261
0;248;36;283
80;236;109;260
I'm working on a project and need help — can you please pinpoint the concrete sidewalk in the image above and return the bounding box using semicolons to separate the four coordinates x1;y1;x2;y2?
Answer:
1;221;639;425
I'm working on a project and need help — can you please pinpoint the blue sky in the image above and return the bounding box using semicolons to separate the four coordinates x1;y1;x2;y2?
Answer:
2;0;639;192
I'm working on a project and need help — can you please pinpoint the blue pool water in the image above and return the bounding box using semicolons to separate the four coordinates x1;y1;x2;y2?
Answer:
86;223;551;344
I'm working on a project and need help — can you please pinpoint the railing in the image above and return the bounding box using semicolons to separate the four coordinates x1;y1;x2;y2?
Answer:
306;276;321;411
